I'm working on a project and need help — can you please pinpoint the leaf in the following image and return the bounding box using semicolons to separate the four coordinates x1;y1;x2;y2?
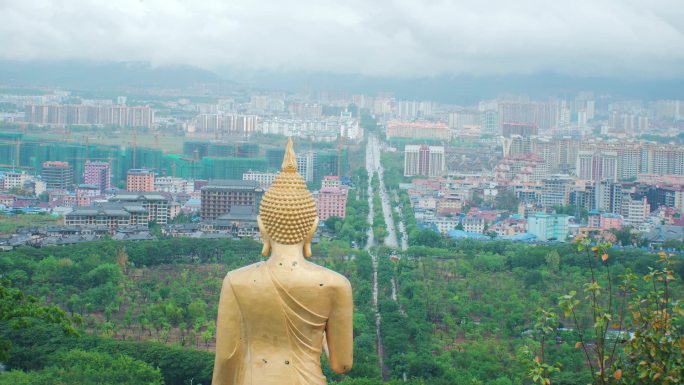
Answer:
575;342;582;349
613;369;622;380
601;253;609;262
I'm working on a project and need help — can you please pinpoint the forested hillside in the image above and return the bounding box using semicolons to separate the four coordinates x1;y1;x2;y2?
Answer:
1;235;681;384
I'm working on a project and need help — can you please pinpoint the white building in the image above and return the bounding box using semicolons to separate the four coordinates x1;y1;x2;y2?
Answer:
154;177;194;194
527;212;570;241
404;145;445;177
621;196;650;227
297;151;315;182
1;171;31;191
243;171;278;189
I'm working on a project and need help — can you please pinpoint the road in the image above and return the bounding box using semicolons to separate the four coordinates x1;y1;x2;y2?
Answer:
364;135;390;380
393;191;409;251
367;135;399;249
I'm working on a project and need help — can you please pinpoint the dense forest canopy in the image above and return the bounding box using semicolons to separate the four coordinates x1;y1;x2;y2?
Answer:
0;235;681;384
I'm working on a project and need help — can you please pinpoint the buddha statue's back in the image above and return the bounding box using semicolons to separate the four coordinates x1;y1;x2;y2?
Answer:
212;138;353;385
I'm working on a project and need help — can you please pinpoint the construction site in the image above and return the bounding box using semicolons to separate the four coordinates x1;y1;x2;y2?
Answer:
0;131;351;186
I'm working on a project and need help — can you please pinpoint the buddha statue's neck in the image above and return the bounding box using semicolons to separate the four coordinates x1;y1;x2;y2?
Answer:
265;241;307;268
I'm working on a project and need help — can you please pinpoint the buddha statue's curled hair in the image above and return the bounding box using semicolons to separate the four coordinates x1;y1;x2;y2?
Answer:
259;138;318;245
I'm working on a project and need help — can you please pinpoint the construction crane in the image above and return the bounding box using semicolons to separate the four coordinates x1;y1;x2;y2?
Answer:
337;135;345;178
82;136;97;161
130;127;138;169
15;137;21;169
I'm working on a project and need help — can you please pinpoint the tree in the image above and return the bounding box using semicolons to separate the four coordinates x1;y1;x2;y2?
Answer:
545;250;560;274
618;252;682;385
0;349;163;385
411;229;441;247
495;190;519;212
0;280;79;361
528;238;683;385
325;216;344;235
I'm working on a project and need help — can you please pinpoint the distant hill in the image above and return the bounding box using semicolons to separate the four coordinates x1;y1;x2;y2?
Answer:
221;68;684;103
0;60;226;89
3;60;682;102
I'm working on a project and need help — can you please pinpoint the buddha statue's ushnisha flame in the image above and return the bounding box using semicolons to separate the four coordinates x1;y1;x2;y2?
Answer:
258;138;318;245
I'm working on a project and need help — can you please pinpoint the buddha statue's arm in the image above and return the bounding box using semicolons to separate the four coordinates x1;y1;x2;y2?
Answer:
325;278;353;374
212;275;242;385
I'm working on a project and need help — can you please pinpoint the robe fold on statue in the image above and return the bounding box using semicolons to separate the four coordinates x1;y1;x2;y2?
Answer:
223;263;329;385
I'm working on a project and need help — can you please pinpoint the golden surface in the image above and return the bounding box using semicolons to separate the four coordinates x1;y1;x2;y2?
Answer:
212;138;353;385
259;137;318;245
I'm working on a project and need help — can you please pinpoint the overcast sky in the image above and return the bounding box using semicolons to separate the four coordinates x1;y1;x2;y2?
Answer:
2;0;683;78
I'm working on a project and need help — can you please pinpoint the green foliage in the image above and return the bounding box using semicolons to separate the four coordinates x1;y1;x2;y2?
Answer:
1;227;681;385
618;252;682;385
0;280;79;361
0;349;163;385
495;190;520;212
0;322;212;385
525;238;684;385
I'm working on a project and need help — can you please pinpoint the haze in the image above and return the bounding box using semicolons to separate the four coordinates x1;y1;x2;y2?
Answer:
2;0;684;78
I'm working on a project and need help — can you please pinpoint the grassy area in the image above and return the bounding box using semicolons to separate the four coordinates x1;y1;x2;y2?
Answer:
22;129;187;154
0;213;62;235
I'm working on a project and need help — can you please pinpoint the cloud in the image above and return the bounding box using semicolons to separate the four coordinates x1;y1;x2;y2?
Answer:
1;0;683;78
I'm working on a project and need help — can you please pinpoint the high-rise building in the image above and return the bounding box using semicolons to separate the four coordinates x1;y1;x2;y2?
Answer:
242;171;278;189
386;121;450;140
502;135;533;157
498;101;559;131
24;104;154;128
541;175;574;208
594;180;623;214
557;137;580;174
621;196;650;227
576;151;594;180
200;180;264;220
109;192;172;224
614;145;641;180
315;176;349;221
83;161;111;193
533;139;559;172
41;161;74;190
154;176;193;194
448;110;480;130
296;151;315;182
1;171;30;191
404;145;445;177
502;123;538;137
526;212;570;241
126;169;155;192
480;110;499;135
575;150;618;182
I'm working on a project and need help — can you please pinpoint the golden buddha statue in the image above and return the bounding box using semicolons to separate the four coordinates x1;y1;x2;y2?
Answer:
212;138;353;385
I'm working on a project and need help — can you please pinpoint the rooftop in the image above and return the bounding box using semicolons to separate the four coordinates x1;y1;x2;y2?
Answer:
202;179;262;191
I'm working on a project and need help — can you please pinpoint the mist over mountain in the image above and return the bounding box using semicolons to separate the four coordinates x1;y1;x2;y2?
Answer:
0;60;224;90
1;60;683;103
222;68;684;103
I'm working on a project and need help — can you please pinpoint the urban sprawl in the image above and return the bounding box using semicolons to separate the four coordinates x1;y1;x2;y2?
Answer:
1;89;683;250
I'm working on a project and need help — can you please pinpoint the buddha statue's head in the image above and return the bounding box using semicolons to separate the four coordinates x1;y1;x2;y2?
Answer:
257;138;319;257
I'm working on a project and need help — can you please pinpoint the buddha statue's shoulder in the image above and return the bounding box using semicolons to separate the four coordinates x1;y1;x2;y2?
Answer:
303;260;352;289
223;261;267;286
